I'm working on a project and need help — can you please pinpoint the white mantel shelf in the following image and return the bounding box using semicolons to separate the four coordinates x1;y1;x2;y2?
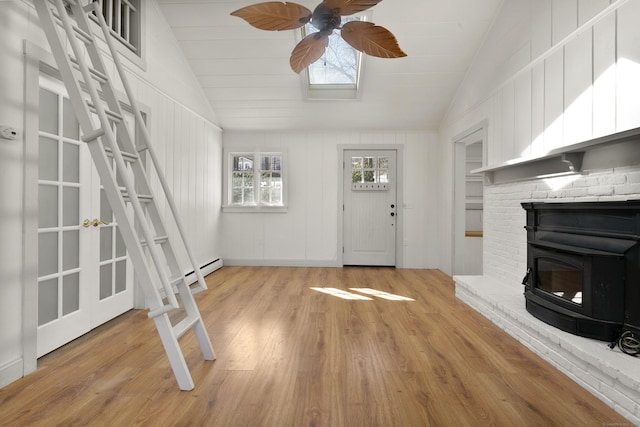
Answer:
472;127;640;184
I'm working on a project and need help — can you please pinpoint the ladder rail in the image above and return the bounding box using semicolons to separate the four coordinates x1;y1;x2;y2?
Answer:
87;0;209;293
35;0;216;391
49;0;180;311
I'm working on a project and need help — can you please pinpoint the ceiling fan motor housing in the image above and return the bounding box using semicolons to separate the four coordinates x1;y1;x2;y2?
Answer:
311;3;341;34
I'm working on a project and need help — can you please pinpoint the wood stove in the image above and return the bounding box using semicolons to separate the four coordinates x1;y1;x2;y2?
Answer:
522;201;640;342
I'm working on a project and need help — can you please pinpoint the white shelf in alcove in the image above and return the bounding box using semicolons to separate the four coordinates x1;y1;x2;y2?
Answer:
471;126;640;184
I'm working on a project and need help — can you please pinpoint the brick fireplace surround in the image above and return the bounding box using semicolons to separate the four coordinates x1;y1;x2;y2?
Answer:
455;164;640;424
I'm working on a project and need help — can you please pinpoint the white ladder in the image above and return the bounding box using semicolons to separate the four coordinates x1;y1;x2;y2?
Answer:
34;0;215;390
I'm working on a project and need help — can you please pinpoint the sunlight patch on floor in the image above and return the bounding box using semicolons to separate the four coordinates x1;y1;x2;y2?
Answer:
310;287;414;301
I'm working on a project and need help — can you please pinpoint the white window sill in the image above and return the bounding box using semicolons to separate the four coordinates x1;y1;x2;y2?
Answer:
222;205;288;213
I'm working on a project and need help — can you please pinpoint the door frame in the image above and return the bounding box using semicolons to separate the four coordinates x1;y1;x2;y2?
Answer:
337;144;404;267
451;120;487;276
23;41;150;375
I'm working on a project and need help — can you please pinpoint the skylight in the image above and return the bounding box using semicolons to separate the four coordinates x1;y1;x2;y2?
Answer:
301;15;366;99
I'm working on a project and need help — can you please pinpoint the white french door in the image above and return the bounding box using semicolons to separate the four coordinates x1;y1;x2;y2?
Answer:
343;150;397;266
37;75;133;357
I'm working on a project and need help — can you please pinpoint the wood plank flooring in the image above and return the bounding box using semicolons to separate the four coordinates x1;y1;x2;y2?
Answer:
0;267;632;426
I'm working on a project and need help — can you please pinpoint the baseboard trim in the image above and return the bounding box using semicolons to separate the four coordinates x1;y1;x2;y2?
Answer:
222;258;339;268
0;358;24;388
185;258;224;285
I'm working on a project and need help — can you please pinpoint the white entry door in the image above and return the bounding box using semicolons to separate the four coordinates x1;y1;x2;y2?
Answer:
36;75;133;357
343;150;397;266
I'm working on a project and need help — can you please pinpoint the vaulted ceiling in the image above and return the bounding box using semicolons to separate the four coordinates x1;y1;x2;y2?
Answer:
157;0;503;132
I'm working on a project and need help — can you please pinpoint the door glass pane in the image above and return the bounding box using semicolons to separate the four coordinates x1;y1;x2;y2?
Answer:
38;184;58;228
62;230;79;270
100;264;113;300
38;278;58;325
115;260;126;293
39;137;58;181
63;187;79;226
38;232;58;276
115;227;126;257
62;97;79;140
62;273;80;315
63;143;80;183
100;227;113;261
39;88;58;135
101;189;112;222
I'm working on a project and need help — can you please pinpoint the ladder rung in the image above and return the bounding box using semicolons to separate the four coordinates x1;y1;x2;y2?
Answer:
136;144;148;153
147;304;178;319
140;235;169;247
81;128;105;142
170;276;184;287
104;147;139;163
190;283;207;295
69;56;108;83
174;315;201;339
51;8;93;44
120;191;152;203
82;2;95;13
155;235;169;244
86;101;123;122
105;109;124;122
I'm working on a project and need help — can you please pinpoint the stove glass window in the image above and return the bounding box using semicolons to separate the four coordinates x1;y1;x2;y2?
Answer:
537;258;583;306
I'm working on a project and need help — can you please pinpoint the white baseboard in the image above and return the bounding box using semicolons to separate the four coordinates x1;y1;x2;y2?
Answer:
185;258;224;285
221;258;339;268
0;358;24;388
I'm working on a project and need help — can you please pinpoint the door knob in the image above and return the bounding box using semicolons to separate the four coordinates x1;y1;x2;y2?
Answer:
83;218;110;227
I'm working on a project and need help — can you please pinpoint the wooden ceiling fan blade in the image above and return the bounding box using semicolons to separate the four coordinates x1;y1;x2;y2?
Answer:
341;21;406;58
322;0;383;16
290;33;329;73
230;2;312;31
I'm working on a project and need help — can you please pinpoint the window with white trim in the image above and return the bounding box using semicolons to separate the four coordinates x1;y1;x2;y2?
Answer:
85;0;142;57
224;150;287;211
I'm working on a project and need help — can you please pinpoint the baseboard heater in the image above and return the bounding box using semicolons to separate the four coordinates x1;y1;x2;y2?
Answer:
185;258;224;285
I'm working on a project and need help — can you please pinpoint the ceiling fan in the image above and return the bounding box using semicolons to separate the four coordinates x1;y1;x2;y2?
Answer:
231;0;406;74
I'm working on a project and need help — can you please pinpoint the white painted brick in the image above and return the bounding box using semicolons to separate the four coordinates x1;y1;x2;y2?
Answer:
614;183;640;195
598;174;627;185
587;185;615;196
605;385;639;416
564;187;589;197
626;171;640;183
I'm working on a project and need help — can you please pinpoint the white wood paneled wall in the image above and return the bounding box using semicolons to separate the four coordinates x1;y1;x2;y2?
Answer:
137;81;223;273
487;0;637;167
222;131;439;268
0;0;222;388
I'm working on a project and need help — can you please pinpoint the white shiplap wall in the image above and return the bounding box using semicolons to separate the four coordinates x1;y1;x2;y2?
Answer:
0;0;222;388
438;0;637;274
222;131;440;268
440;1;640;422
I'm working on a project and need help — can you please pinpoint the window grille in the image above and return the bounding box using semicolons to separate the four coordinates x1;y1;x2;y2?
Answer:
225;151;287;210
85;0;140;54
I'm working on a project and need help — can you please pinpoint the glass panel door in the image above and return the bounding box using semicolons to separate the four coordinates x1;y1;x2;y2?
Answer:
37;75;134;356
37;81;91;357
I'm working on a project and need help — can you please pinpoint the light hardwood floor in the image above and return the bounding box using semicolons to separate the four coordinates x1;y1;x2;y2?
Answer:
0;267;631;426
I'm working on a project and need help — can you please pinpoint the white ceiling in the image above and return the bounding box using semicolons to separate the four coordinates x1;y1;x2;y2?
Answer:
157;0;504;132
